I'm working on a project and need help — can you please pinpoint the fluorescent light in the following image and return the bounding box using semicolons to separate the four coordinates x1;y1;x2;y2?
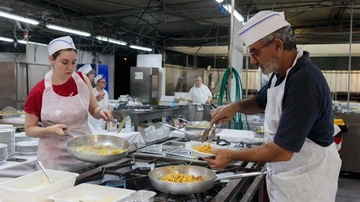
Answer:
18;40;47;46
129;45;152;52
96;36;127;46
215;0;224;2
222;4;244;22
46;24;91;37
0;36;13;42
0;10;39;25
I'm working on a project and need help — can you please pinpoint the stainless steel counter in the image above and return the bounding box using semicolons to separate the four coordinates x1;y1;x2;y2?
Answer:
334;112;360;173
112;106;188;131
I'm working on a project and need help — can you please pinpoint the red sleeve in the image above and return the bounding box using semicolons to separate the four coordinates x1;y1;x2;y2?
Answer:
24;79;45;121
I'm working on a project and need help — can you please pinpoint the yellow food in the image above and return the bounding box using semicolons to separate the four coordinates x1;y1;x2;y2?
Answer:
75;145;125;155
193;142;213;154
334;119;345;126
161;173;205;183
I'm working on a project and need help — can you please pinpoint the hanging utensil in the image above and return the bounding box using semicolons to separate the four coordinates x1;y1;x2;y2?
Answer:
37;160;54;183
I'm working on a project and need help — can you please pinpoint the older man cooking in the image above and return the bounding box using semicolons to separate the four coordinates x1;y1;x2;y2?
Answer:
204;11;341;202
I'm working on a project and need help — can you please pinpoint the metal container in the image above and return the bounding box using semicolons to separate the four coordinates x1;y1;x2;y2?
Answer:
187;104;211;122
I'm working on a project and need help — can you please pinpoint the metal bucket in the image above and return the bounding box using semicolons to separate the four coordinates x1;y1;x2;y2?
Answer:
187;104;211;122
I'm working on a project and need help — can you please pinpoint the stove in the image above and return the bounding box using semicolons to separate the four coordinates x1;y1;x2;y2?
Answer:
74;137;267;202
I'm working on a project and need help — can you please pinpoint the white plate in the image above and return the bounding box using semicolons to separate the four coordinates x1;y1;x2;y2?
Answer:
16;140;38;147
187;141;224;158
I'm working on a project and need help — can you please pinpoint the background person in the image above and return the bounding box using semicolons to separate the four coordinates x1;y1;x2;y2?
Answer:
24;36;113;171
186;76;212;104
205;11;341;202
93;74;109;110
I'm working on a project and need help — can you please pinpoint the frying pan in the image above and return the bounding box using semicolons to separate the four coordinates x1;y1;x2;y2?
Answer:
159;123;202;140
148;165;266;194
66;134;130;164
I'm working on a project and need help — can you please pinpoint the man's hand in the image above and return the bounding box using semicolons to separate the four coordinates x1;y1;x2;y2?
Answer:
203;148;234;169
210;104;238;125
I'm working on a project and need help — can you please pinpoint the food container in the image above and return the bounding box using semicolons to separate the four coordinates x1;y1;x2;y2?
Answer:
122;190;157;202
0;169;79;202
47;183;135;202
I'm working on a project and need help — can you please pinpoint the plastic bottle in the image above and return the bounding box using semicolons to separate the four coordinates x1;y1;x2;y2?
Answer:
172;98;176;108
125;114;132;132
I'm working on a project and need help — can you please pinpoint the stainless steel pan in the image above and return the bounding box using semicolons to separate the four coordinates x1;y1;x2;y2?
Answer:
159;123;202;140
148;165;266;194
66;134;130;164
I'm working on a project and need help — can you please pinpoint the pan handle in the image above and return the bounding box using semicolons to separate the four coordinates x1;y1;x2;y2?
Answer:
214;171;267;181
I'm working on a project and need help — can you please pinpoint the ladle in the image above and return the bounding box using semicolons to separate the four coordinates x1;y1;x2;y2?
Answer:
37;160;54;183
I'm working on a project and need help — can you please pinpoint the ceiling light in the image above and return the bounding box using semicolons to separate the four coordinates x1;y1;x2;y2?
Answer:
96;36;127;46
0;36;14;42
222;4;244;22
18;40;47;46
46;24;91;37
215;0;224;2
129;45;152;52
0;10;39;25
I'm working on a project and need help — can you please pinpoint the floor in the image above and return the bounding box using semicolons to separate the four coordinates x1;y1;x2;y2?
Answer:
336;172;360;202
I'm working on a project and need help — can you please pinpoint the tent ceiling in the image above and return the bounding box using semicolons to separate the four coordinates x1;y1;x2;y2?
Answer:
0;0;358;54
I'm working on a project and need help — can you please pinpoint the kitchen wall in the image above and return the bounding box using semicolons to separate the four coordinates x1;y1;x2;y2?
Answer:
0;43;115;99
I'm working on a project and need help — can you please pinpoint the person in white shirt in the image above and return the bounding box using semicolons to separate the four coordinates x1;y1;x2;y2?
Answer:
88;74;110;130
187;76;212;104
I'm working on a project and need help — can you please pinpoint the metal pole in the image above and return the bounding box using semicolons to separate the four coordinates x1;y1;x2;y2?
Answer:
346;2;353;112
228;0;235;79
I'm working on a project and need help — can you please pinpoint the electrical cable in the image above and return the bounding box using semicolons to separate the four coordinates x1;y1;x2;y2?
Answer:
217;67;250;130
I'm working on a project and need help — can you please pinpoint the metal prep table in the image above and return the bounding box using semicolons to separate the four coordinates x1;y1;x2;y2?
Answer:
112;106;188;131
334;112;360;173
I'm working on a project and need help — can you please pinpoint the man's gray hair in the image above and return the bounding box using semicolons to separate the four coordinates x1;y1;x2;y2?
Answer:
260;25;297;50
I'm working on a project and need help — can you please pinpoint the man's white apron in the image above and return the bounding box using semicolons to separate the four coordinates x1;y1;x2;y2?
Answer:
264;50;341;202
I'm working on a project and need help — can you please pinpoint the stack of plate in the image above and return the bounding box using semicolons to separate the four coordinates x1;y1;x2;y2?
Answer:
16;140;38;155
15;132;36;143
0;143;8;162
0;128;15;156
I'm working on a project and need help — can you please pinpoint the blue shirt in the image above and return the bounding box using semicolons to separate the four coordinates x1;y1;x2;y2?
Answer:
256;51;334;152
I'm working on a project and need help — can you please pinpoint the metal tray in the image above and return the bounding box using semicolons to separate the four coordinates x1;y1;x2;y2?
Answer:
166;147;195;159
138;144;177;155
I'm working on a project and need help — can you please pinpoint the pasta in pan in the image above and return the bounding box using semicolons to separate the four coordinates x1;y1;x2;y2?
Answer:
160;173;206;183
193;142;212;154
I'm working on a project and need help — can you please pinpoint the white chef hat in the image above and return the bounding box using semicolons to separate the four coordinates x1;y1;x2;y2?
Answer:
94;74;104;83
47;36;76;55
238;11;290;46
77;64;93;75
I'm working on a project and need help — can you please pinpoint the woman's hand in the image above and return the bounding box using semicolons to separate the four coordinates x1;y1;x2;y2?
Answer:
48;124;69;137
99;109;113;121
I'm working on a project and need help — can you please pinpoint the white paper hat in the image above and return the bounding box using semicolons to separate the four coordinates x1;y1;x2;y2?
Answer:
47;36;76;55
94;74;104;83
238;11;290;46
78;64;93;75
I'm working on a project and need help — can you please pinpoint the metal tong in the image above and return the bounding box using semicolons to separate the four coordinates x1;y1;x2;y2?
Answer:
200;124;218;142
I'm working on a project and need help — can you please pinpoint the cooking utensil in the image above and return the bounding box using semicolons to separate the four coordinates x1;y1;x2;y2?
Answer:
66;134;131;164
63;130;77;138
179;117;190;123
148;165;266;194
108;118;117;124
200;124;218;142
116;117;127;134
37;160;54;183
159;123;202;140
